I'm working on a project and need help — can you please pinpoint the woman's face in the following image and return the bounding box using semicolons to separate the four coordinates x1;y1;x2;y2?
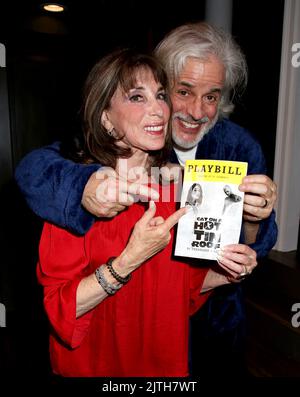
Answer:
192;185;201;200
102;68;170;152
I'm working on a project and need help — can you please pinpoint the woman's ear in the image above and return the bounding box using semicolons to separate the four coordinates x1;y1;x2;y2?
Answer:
101;110;113;132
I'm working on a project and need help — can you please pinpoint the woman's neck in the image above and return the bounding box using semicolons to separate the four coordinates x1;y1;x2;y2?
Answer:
116;150;150;183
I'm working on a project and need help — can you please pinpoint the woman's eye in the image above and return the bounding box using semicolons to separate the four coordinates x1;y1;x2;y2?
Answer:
157;92;168;101
129;95;143;102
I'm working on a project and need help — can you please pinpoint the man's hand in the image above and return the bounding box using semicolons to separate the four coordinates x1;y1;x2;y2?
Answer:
201;244;257;291
81;168;160;218
239;174;277;222
216;244;257;282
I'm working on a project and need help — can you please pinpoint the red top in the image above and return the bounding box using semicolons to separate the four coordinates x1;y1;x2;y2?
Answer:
37;183;210;377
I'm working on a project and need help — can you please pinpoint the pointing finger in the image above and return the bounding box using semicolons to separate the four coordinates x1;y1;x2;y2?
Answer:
164;207;187;231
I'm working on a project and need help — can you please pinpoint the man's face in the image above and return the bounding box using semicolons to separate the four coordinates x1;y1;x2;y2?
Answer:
224;185;231;196
170;56;225;149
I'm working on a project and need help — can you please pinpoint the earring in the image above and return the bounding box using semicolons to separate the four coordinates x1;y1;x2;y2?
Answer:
107;127;115;137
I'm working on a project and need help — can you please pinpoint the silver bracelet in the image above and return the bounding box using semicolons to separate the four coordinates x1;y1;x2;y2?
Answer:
95;265;122;295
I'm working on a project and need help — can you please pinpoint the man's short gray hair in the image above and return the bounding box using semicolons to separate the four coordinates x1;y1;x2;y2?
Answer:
155;22;248;117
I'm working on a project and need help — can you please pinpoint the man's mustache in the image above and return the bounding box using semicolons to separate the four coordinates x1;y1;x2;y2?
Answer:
172;112;209;124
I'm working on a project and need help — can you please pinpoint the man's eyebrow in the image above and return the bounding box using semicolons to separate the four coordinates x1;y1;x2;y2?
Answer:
208;88;222;94
177;81;194;88
177;81;222;94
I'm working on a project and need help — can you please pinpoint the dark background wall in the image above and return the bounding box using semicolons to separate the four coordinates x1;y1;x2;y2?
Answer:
231;0;284;176
1;0;284;170
0;0;284;380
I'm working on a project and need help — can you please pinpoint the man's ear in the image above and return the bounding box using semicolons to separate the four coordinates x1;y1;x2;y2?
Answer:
101;110;113;131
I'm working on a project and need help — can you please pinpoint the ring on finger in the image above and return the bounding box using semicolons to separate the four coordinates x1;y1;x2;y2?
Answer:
236;265;249;280
262;198;268;208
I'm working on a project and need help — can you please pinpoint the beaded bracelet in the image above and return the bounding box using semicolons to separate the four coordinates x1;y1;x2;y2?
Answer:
106;257;132;284
95;265;122;295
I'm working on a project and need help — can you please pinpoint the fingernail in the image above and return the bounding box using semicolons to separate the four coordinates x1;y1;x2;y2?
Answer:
185;206;194;213
149;200;156;209
151;190;159;200
128;195;135;203
182;207;189;215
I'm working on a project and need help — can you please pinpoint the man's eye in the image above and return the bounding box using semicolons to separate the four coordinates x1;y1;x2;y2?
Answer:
129;95;143;102
205;95;218;103
177;89;189;97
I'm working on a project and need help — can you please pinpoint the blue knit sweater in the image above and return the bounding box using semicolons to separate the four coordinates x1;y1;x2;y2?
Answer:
15;118;277;256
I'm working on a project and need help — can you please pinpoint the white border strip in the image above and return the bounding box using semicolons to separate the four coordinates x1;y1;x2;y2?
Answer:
0;43;6;68
274;0;300;251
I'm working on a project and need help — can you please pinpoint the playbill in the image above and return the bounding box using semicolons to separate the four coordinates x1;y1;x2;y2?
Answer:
174;159;248;260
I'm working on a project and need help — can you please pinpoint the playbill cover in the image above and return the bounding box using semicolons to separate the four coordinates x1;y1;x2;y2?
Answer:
174;159;248;260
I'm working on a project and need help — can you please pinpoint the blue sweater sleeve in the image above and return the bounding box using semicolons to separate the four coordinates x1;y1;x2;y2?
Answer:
15;142;100;235
248;210;277;258
235;129;278;258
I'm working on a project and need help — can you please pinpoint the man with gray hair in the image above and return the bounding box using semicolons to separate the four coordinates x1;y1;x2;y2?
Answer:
15;22;277;376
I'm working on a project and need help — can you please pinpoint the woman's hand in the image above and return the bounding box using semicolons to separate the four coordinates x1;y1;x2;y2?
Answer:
77;202;186;317
115;201;186;275
216;244;257;282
